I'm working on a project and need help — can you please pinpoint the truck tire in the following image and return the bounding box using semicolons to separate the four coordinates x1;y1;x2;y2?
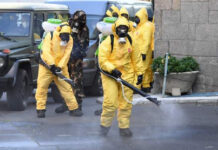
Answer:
51;84;64;103
7;69;31;111
89;72;103;96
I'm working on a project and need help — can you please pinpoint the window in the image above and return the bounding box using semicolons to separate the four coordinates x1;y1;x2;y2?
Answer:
86;15;101;40
47;13;57;19
57;13;69;22
0;12;31;36
33;13;44;41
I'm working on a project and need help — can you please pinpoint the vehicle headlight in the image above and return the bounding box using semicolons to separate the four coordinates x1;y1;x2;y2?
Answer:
0;57;5;68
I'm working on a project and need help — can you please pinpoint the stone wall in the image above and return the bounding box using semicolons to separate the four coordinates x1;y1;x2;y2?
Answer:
154;0;218;92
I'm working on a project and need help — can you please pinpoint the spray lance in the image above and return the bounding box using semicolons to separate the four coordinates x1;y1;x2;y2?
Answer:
99;68;161;106
39;57;75;87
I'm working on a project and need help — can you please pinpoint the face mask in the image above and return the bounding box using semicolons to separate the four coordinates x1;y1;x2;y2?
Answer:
116;25;128;44
134;16;140;25
72;22;79;33
60;40;67;46
59;33;69;46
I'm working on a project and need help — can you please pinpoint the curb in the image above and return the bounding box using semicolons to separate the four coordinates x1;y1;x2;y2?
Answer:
157;96;218;105
96;95;218;105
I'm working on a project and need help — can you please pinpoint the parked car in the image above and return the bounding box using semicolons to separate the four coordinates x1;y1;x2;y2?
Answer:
45;0;154;100
0;3;70;110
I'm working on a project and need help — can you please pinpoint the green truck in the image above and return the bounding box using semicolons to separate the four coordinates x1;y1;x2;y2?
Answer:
0;3;69;110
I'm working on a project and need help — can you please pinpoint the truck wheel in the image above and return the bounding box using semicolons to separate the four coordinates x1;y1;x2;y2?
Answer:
7;69;31;111
89;72;103;96
51;84;64;103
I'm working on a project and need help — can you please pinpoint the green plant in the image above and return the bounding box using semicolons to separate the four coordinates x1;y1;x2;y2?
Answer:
152;55;199;75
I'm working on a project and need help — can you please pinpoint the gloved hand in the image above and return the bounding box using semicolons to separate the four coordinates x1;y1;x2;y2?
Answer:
50;65;61;75
136;75;143;85
152;51;154;59
142;54;146;61
111;69;122;78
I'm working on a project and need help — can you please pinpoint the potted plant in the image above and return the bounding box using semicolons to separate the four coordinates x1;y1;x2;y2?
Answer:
152;54;200;96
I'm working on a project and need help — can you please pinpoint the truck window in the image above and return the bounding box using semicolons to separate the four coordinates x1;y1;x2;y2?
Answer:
57;13;69;22
47;13;57;19
86;15;101;40
0;12;30;37
33;13;44;41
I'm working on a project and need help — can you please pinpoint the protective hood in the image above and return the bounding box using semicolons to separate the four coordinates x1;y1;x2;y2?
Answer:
107;5;120;17
135;8;148;27
56;22;72;34
120;7;128;16
112;17;130;36
60;25;71;34
56;22;71;34
73;10;86;24
111;5;119;14
106;10;112;17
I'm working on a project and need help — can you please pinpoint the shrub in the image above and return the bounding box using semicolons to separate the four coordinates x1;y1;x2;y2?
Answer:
152;54;199;75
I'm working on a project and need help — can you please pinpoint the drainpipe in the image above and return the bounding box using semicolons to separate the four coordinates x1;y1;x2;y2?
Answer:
162;53;169;97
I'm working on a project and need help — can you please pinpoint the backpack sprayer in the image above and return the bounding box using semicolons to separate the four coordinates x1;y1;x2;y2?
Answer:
96;17;161;106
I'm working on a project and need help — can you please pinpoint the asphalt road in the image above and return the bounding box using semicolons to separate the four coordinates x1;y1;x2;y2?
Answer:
0;94;218;150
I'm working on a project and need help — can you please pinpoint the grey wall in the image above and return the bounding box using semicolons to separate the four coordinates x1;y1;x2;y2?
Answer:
154;0;218;92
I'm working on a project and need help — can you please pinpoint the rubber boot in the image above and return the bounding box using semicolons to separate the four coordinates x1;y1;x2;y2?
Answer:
55;104;68;113
100;125;110;136
37;110;46;118
94;108;102;116
119;128;133;137
70;98;83;116
69;106;83;117
150;81;154;89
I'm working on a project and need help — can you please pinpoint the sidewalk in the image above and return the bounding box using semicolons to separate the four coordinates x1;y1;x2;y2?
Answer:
96;92;218;105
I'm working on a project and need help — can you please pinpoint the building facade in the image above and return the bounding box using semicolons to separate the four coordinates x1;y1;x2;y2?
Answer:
154;0;218;92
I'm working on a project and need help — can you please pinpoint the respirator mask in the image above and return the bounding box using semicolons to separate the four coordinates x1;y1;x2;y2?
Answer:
72;21;79;33
116;25;129;44
59;33;70;46
134;16;140;27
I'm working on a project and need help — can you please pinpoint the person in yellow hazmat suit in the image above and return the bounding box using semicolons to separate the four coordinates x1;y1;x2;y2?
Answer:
133;8;154;92
98;17;144;137
119;7;135;32
106;4;120;17
35;23;79;118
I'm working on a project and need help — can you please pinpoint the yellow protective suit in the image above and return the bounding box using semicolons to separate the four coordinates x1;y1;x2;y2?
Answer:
148;17;155;85
35;25;78;110
133;8;154;89
106;5;120;17
99;17;144;129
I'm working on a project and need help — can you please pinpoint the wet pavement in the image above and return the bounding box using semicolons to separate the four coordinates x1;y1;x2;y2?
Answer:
0;94;218;150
